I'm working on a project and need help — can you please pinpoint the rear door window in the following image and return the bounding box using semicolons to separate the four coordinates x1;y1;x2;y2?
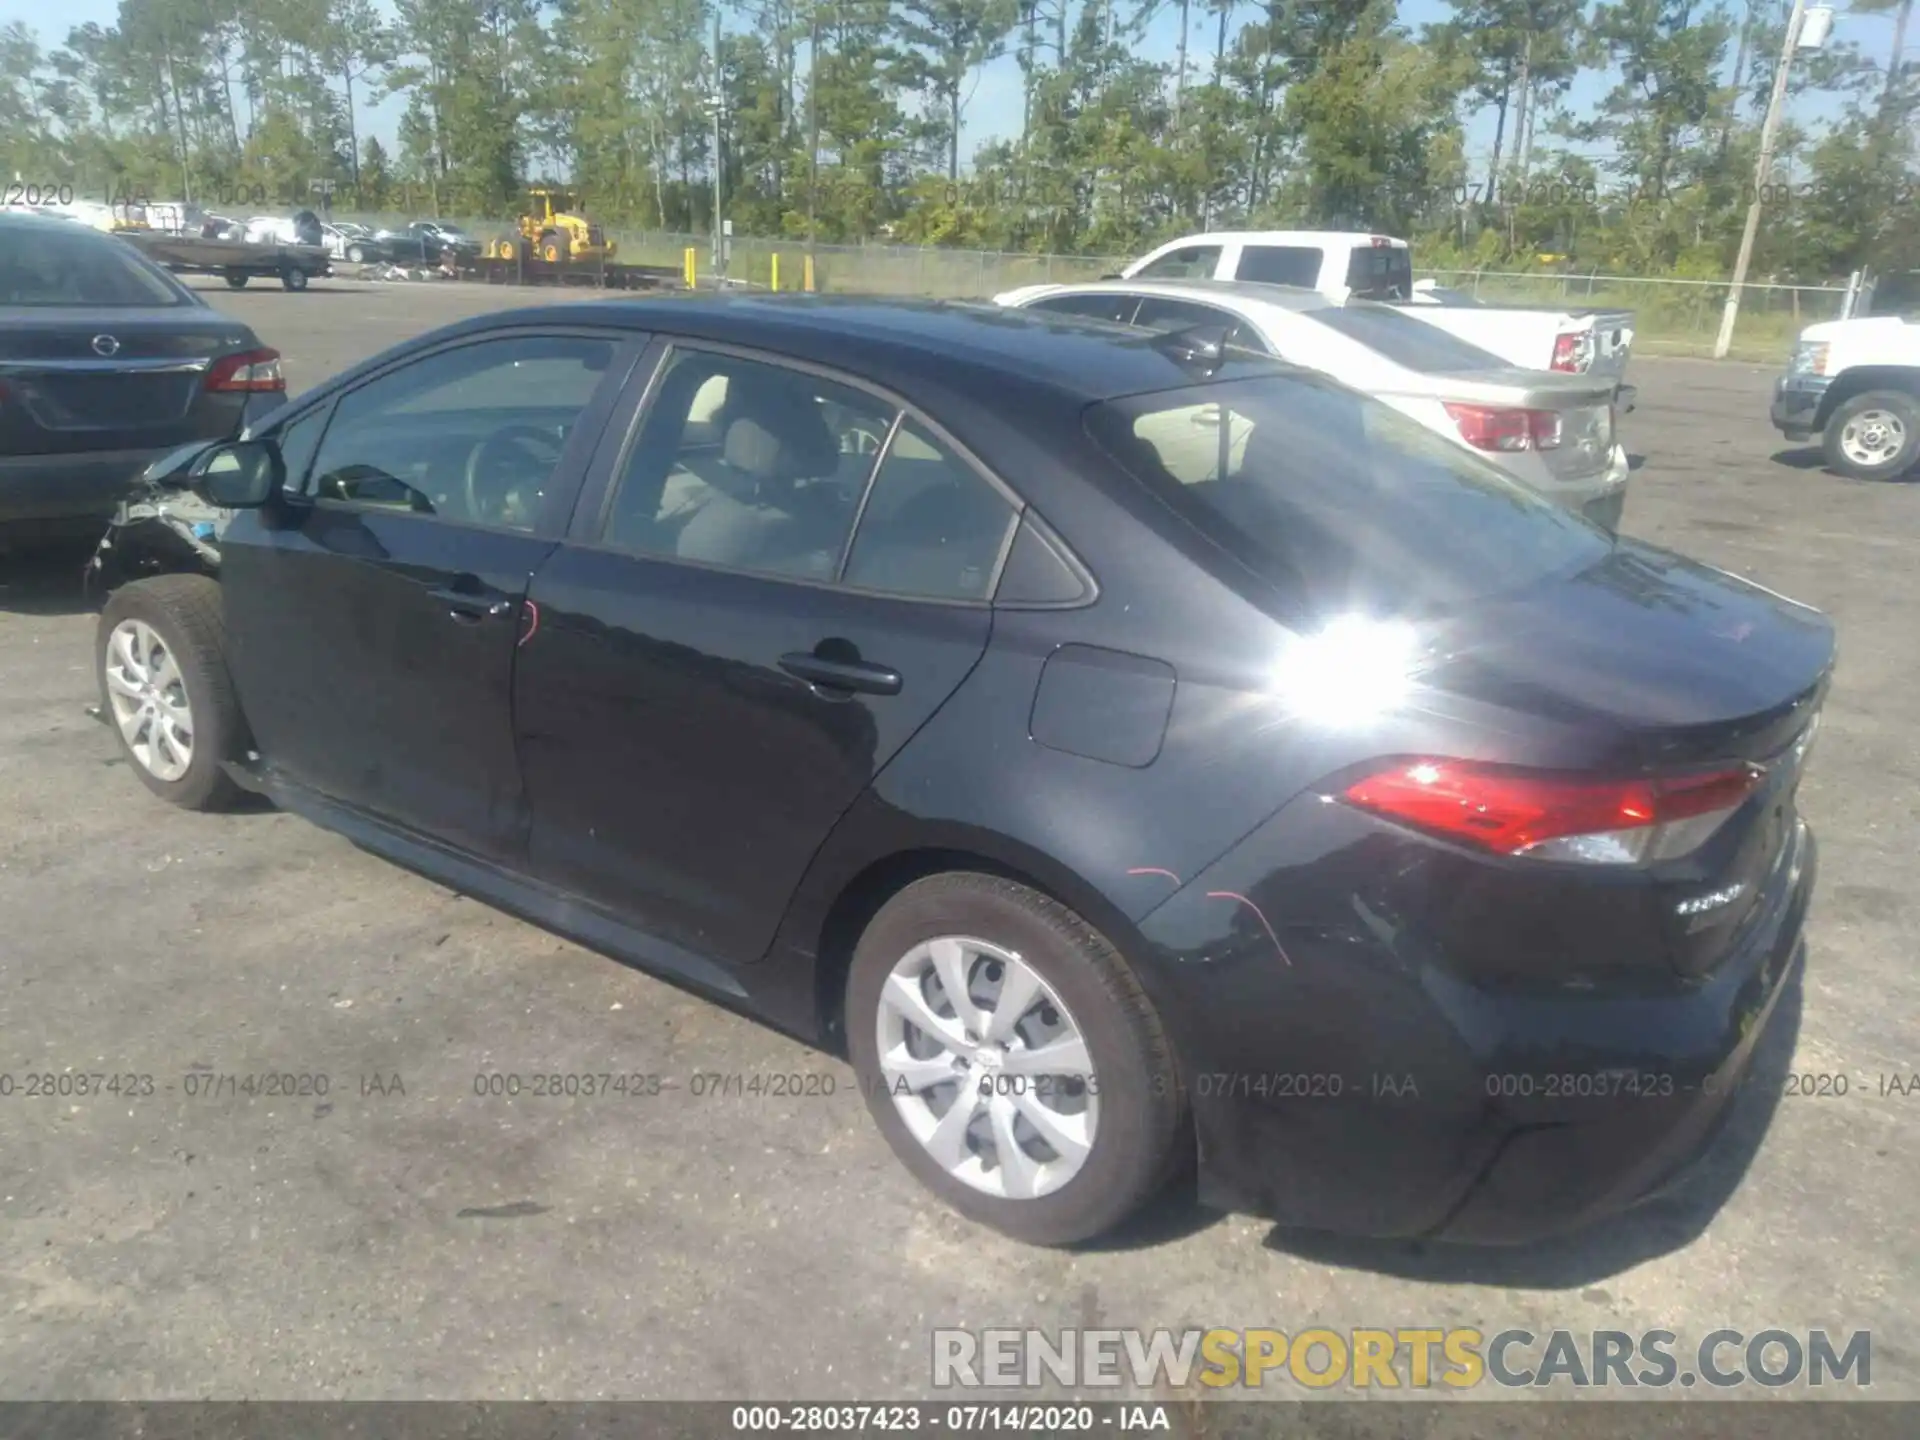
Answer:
1236;246;1324;288
1131;298;1271;355
1028;293;1142;325
1087;374;1609;619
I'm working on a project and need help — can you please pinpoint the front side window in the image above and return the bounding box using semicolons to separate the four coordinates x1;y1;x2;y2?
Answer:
1088;374;1609;619
307;333;615;531
603;349;895;580
1135;245;1222;280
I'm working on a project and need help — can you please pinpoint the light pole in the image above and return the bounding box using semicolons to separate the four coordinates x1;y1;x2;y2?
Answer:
1714;0;1831;357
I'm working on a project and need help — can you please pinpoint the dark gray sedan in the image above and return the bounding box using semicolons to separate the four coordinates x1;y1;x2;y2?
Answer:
0;212;287;546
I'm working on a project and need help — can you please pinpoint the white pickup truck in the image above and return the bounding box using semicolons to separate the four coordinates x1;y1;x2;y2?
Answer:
1770;271;1920;480
1119;231;1636;407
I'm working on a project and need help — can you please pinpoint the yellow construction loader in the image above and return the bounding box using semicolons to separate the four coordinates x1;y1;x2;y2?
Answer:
489;188;616;263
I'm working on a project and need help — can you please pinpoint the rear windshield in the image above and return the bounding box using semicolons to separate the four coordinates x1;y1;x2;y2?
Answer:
1345;245;1414;300
1087;374;1609;619
1311;304;1510;373
0;231;188;307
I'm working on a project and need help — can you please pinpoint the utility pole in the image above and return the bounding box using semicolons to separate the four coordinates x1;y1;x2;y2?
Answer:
1715;0;1817;358
806;0;819;261
710;13;726;283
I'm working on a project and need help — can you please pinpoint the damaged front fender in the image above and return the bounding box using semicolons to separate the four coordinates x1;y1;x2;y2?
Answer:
84;460;233;603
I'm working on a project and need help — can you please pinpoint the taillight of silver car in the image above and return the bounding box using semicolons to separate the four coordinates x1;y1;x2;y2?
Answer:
1444;403;1564;453
1342;760;1765;866
204;348;286;393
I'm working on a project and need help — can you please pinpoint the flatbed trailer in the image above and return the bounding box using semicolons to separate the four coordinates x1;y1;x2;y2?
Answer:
467;252;683;291
121;231;333;291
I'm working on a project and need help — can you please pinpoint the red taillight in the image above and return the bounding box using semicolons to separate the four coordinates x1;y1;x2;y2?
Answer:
1444;403;1563;452
205;347;285;393
1342;760;1764;866
1551;331;1593;372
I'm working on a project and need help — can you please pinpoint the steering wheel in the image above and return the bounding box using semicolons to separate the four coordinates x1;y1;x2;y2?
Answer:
464;425;563;527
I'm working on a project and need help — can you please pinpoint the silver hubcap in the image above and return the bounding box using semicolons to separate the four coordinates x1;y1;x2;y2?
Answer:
104;619;194;782
876;936;1098;1199
1840;409;1907;468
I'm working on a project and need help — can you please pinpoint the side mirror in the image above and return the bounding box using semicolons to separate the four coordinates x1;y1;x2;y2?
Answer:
192;438;283;508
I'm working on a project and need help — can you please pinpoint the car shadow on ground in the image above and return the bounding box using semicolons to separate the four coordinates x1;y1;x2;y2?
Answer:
0;540;100;616
1253;964;1805;1288
1627;452;1648;471
1769;447;1828;471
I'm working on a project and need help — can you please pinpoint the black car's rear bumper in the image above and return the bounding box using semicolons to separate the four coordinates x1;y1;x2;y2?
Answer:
1134;814;1815;1245
1771;375;1831;441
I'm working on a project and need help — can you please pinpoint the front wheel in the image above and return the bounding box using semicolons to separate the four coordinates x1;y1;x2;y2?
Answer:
345;243;366;263
845;873;1189;1246
96;575;247;811
1823;390;1920;480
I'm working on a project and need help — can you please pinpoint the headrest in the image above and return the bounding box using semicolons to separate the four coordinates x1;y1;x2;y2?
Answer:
715;374;839;478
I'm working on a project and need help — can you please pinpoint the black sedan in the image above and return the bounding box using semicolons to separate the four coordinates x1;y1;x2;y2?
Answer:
0;212;286;546
88;296;1828;1247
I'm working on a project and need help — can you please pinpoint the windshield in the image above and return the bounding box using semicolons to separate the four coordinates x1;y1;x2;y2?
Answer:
0;230;189;307
1311;304;1511;373
1087;374;1610;619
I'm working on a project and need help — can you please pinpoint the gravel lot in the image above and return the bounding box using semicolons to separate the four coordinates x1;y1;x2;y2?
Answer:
1;277;1916;1407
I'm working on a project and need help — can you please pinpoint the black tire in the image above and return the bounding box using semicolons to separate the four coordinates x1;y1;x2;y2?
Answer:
96;575;247;812
1822;389;1920;481
845;872;1189;1246
281;266;309;292
345;243;366;263
224;270;248;289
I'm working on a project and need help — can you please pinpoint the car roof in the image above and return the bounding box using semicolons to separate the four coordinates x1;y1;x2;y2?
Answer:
427;293;1291;404
1143;230;1407;249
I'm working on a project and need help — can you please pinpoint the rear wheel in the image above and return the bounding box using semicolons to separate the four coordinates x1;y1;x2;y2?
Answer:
96;575;246;811
1824;390;1920;480
539;231;564;263
281;266;309;292
223;269;248;289
845;872;1188;1246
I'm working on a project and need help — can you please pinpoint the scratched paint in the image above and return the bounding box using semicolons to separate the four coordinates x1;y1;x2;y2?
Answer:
1204;890;1293;967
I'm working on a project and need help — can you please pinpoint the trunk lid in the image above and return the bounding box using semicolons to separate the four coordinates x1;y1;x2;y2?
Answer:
0;309;257;456
1424;541;1831;978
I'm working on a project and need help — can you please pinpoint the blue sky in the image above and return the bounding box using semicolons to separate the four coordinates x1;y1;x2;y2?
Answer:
3;0;1909;176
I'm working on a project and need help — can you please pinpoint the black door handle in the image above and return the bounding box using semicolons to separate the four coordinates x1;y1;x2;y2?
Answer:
779;651;903;696
428;584;513;621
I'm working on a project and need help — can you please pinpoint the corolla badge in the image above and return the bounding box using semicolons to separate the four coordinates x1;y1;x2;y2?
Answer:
91;334;121;357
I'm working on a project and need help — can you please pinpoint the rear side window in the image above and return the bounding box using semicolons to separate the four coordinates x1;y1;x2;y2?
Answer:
1131;297;1270;355
842;420;1017;601
1237;246;1323;288
1310;305;1508;373
1087;375;1608;619
1135;245;1221;280
1345;245;1413;300
0;231;187;307
1029;293;1140;324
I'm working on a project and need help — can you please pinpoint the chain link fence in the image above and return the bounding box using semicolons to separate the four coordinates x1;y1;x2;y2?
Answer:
332;212;1841;358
